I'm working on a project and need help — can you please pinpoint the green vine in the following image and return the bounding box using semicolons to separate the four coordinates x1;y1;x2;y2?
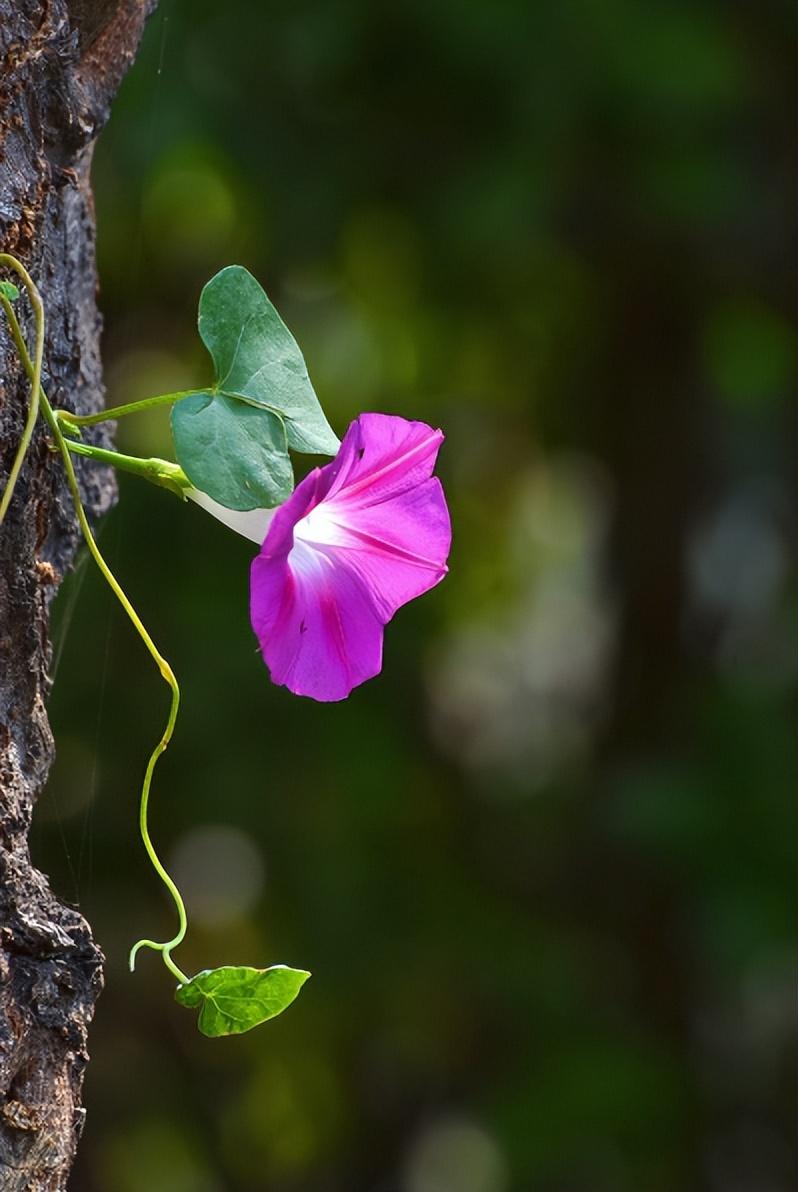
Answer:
1;255;311;1035
0;256;42;527
0;272;189;985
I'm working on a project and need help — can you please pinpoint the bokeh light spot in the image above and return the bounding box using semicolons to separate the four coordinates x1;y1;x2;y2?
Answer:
171;824;264;929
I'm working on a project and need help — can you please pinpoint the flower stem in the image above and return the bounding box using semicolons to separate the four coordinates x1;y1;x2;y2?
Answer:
64;389;196;427
0;292;190;987
62;437;191;500
0;254;43;526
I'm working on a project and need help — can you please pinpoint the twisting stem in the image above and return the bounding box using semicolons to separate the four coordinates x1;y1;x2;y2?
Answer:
64;389;196;427
0;291;190;987
0;255;43;526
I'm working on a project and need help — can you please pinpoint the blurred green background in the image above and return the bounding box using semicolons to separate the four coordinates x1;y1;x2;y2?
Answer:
34;2;796;1190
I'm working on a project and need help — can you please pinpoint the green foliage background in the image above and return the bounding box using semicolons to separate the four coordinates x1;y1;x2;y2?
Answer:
36;2;796;1190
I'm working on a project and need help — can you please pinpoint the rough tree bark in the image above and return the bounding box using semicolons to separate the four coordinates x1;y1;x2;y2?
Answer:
0;3;155;1188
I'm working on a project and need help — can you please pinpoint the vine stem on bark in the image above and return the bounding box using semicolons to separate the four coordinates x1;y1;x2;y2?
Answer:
0;3;156;1187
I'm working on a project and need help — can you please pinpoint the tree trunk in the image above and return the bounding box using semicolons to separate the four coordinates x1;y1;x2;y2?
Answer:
0;3;155;1187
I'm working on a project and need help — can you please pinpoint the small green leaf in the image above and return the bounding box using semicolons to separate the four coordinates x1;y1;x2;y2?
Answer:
172;391;293;511
198;265;339;456
0;281;20;302
175;965;311;1037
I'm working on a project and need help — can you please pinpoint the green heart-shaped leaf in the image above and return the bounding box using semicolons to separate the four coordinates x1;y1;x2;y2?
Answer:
199;265;339;456
0;281;20;301
172;391;293;511
175;965;311;1037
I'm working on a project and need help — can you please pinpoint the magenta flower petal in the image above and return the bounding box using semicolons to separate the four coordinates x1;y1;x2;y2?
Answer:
250;544;385;701
250;413;451;701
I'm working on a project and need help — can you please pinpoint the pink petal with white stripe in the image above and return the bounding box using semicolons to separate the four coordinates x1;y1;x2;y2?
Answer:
250;413;451;701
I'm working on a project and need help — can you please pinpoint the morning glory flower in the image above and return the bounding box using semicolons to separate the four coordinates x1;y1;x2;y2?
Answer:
250;412;451;701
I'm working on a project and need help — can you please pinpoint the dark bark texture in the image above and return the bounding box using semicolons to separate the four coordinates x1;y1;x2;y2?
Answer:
0;3;155;1188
